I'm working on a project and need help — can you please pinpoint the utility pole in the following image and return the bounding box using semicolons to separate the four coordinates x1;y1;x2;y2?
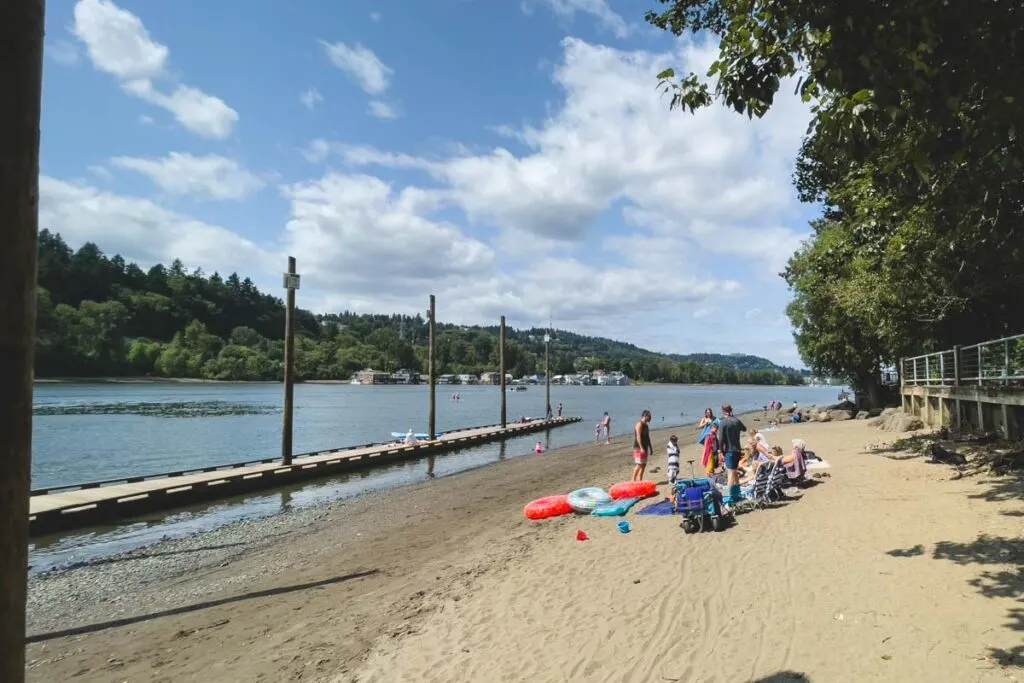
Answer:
428;294;436;440
499;316;507;428
0;2;45;681
282;257;299;465
544;329;551;420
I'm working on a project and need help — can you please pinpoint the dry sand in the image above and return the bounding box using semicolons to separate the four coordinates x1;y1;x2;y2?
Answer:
26;417;1023;683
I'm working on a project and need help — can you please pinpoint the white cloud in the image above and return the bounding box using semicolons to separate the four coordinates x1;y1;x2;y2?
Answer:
524;0;632;38
320;40;393;95
111;153;265;200
368;100;398;120
324;38;810;259
87;165;113;180
299;37;811;353
300;87;324;110
370;12;382;22
39;177;272;275
72;0;238;139
281;172;493;298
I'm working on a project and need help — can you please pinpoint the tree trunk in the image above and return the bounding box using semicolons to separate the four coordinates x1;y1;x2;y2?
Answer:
853;373;885;409
0;2;45;682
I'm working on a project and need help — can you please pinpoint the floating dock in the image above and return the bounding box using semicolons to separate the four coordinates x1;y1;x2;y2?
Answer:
29;417;581;536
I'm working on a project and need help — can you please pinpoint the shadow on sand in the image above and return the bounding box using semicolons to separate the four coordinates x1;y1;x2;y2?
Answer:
750;672;811;682
27;568;380;644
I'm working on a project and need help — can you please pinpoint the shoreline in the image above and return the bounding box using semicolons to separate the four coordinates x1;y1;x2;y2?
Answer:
34;376;832;389
28;408;765;567
24;416;1022;682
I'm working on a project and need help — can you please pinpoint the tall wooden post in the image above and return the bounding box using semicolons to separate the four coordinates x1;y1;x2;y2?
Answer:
428;295;436;440
282;257;299;465
544;332;551;419
499;316;507;428
0;2;45;681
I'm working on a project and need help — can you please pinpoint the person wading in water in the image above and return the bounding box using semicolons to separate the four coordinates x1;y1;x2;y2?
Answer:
632;409;653;481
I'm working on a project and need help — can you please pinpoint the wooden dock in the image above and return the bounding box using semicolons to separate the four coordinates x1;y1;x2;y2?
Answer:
29;417;581;536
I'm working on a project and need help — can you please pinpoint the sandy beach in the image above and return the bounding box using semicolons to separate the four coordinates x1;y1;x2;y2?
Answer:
25;415;1022;683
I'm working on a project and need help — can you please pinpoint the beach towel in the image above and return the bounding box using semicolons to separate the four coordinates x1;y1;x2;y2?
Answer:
696;418;720;445
636;499;675;516
701;432;719;470
807;459;831;470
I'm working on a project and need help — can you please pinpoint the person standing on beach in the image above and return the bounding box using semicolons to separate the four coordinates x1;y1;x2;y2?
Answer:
632;410;653;481
601;411;611;444
717;403;746;502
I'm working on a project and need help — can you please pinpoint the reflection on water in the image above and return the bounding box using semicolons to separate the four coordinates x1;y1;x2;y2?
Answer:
29;428;569;573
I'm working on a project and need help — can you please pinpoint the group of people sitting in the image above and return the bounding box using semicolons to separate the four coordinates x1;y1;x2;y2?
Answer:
683;404;816;502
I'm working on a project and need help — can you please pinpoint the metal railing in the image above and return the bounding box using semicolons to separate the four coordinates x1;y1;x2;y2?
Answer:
901;333;1024;387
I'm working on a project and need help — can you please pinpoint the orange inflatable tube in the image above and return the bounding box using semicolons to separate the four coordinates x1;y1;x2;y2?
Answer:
524;495;573;520
609;480;657;500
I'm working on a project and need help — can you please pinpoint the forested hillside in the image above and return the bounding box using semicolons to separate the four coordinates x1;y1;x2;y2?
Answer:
34;231;803;385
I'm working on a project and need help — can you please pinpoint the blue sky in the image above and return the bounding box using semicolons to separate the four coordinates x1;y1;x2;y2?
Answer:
40;0;820;368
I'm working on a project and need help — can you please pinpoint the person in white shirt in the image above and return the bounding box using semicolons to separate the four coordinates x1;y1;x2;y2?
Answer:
666;435;681;486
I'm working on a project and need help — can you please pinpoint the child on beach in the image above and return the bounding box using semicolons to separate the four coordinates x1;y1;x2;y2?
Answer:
534;441;544;454
702;423;720;476
666;435;681;486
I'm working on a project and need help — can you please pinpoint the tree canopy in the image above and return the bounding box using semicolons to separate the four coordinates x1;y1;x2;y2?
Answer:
34;231;803;386
647;0;1024;402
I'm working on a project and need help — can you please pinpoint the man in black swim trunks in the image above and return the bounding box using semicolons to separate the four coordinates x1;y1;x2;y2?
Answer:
717;403;746;501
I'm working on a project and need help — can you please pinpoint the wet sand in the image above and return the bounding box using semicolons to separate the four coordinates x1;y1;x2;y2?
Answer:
25;417;1023;682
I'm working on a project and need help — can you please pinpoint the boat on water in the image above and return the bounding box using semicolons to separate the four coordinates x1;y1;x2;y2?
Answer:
391;431;430;440
508;385;527;392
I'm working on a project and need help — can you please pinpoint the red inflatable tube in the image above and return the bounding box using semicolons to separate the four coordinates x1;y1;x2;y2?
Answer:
524;495;573;520
609;480;657;500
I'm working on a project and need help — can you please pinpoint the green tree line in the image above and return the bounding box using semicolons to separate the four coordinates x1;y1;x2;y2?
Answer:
34;231;802;385
647;0;1024;405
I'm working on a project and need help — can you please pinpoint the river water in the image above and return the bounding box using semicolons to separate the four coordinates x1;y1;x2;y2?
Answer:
30;382;844;571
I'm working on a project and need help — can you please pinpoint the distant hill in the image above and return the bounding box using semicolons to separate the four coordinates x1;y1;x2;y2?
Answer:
33;230;803;386
667;352;799;374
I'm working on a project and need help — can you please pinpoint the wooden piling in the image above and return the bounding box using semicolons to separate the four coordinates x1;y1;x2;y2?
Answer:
282;256;297;465
428;294;436;440
500;316;507;428
0;1;45;680
545;335;551;419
